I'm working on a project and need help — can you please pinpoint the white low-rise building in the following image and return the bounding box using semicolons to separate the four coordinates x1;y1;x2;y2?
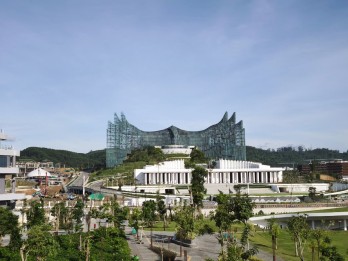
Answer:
0;130;26;207
134;159;284;194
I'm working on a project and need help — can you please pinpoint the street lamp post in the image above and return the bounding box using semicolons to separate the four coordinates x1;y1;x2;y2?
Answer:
247;171;250;195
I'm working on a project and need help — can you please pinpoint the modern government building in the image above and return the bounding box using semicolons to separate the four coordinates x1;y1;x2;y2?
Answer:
106;112;284;193
106;112;246;167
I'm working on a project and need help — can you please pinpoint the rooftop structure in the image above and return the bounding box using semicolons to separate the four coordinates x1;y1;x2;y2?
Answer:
106;112;246;167
17;160;54;175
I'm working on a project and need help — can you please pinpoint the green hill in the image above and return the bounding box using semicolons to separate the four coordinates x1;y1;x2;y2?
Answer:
19;146;348;170
20;147;105;169
247;146;348;167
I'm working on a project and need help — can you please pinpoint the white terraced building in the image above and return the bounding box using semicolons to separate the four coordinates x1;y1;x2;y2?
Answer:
134;159;284;194
0;130;26;207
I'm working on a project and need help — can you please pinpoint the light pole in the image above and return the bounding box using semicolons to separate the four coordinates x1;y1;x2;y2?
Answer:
247;171;250;195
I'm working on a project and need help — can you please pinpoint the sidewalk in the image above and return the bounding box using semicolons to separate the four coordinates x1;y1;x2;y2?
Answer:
125;226;161;261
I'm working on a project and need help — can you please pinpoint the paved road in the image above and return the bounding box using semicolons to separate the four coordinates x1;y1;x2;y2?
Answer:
126;228;284;261
68;171;89;187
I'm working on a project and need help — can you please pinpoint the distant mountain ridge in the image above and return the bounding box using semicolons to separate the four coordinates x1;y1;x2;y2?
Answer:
20;146;348;169
20;147;106;169
246;146;348;167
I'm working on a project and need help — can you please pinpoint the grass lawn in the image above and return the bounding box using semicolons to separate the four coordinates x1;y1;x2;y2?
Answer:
147;219;348;260
143;221;177;232
248;228;348;261
302;207;348;213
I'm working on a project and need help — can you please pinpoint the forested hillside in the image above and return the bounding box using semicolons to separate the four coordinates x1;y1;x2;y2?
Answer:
19;146;348;169
247;146;348;167
20;147;106;169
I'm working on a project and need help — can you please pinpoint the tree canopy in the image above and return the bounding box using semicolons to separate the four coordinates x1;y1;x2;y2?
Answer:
124;146;165;163
191;166;208;209
20;147;105;169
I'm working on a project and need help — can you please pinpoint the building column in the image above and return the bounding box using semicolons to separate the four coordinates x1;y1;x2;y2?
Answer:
261;172;264;183
344;219;347;231
312;220;315;229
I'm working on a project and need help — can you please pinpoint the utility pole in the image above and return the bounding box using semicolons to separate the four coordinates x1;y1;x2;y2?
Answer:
82;173;89;197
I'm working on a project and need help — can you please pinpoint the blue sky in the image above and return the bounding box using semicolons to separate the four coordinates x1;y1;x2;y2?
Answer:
1;1;348;153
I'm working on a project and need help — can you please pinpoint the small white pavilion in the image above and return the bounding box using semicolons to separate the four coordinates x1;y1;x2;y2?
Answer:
27;168;51;178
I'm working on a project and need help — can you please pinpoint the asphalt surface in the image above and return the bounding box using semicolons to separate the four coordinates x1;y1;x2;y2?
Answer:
125;226;284;261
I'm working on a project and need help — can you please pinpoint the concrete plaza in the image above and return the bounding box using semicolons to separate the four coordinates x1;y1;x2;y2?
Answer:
125;226;283;261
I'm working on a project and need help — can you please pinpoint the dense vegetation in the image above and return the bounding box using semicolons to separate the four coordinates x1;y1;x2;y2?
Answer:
19;145;348;171
246;146;348;167
124;146;165;164
0;199;132;261
20;147;106;169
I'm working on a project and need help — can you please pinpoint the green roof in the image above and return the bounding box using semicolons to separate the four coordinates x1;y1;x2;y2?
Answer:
88;193;104;200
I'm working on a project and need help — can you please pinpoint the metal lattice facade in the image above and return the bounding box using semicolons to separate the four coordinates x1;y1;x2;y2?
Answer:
106;112;246;168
